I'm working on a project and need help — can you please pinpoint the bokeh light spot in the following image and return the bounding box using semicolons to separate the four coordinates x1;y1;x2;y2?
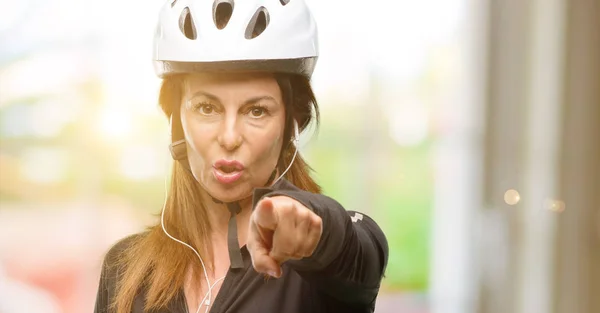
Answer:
504;189;521;205
545;199;566;213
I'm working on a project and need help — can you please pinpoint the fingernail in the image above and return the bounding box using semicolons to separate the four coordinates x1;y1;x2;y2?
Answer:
268;271;279;278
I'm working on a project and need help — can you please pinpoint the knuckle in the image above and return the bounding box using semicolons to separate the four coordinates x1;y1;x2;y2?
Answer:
283;203;296;215
296;209;310;220
311;216;322;228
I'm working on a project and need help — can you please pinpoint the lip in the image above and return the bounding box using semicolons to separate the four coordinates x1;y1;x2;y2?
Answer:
214;159;245;171
213;159;245;184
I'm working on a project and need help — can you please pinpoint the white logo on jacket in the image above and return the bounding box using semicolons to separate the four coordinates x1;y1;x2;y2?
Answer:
351;212;363;223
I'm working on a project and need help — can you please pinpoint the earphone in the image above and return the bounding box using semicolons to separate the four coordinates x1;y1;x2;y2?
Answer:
273;119;300;184
161;119;300;312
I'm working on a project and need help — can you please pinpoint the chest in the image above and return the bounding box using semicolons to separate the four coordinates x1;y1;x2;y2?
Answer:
183;253;231;312
179;264;318;313
133;250;362;313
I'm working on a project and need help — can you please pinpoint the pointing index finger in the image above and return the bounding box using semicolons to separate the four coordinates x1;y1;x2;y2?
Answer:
254;197;278;230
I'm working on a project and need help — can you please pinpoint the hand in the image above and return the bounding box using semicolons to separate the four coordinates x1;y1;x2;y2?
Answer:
247;196;323;278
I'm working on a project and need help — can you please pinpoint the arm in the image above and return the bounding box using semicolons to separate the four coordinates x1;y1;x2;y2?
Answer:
251;182;389;304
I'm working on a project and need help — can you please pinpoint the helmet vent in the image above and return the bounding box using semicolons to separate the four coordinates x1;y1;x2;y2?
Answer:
179;7;197;40
245;6;269;39
170;0;178;8
213;0;234;30
279;0;290;5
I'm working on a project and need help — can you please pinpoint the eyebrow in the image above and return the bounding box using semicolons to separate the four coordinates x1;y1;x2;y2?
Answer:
191;91;278;106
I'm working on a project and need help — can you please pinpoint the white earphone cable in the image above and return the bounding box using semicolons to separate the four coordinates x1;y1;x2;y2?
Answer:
160;162;224;313
273;121;300;184
273;142;299;184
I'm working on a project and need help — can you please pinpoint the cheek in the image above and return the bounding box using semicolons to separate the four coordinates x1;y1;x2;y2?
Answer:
182;116;214;164
188;132;211;157
264;131;285;164
251;129;284;167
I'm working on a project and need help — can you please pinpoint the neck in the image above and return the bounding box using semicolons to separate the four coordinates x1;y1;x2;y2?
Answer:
200;191;254;247
199;170;282;247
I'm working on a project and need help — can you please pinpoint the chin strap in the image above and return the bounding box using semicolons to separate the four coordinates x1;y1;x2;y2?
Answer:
208;197;244;269
225;202;244;269
209;169;278;269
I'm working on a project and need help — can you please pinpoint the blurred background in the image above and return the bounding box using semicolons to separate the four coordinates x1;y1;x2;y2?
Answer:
0;0;598;313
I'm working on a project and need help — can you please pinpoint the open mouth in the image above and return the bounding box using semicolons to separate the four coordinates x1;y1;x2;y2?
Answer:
214;159;245;172
218;165;239;173
213;159;245;184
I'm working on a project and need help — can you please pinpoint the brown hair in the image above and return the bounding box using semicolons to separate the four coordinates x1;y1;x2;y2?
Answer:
110;72;321;313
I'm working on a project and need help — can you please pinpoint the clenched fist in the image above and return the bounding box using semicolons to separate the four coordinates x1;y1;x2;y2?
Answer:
247;196;323;278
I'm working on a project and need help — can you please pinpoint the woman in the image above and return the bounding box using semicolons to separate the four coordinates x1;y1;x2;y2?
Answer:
94;0;389;312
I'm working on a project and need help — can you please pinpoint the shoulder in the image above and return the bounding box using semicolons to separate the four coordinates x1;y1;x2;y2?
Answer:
346;210;389;267
95;233;147;313
97;232;148;294
101;232;148;270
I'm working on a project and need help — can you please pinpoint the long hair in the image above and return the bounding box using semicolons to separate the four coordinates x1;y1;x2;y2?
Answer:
110;73;321;313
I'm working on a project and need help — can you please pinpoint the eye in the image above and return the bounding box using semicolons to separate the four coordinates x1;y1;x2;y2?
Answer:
196;103;216;115
249;106;267;118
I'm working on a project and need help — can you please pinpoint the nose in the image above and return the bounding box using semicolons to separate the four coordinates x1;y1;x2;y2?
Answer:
217;114;242;151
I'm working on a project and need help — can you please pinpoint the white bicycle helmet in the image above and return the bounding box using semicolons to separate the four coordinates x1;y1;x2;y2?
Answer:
153;0;319;78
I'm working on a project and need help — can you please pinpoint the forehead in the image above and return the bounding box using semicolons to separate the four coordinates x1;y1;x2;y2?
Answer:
184;72;282;99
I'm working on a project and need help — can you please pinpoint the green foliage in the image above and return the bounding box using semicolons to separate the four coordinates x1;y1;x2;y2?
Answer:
305;112;434;291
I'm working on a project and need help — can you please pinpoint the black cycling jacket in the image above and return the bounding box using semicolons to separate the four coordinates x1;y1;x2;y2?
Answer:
94;178;389;313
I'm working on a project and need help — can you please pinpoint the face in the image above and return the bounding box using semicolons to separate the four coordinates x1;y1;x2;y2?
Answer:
180;72;286;202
